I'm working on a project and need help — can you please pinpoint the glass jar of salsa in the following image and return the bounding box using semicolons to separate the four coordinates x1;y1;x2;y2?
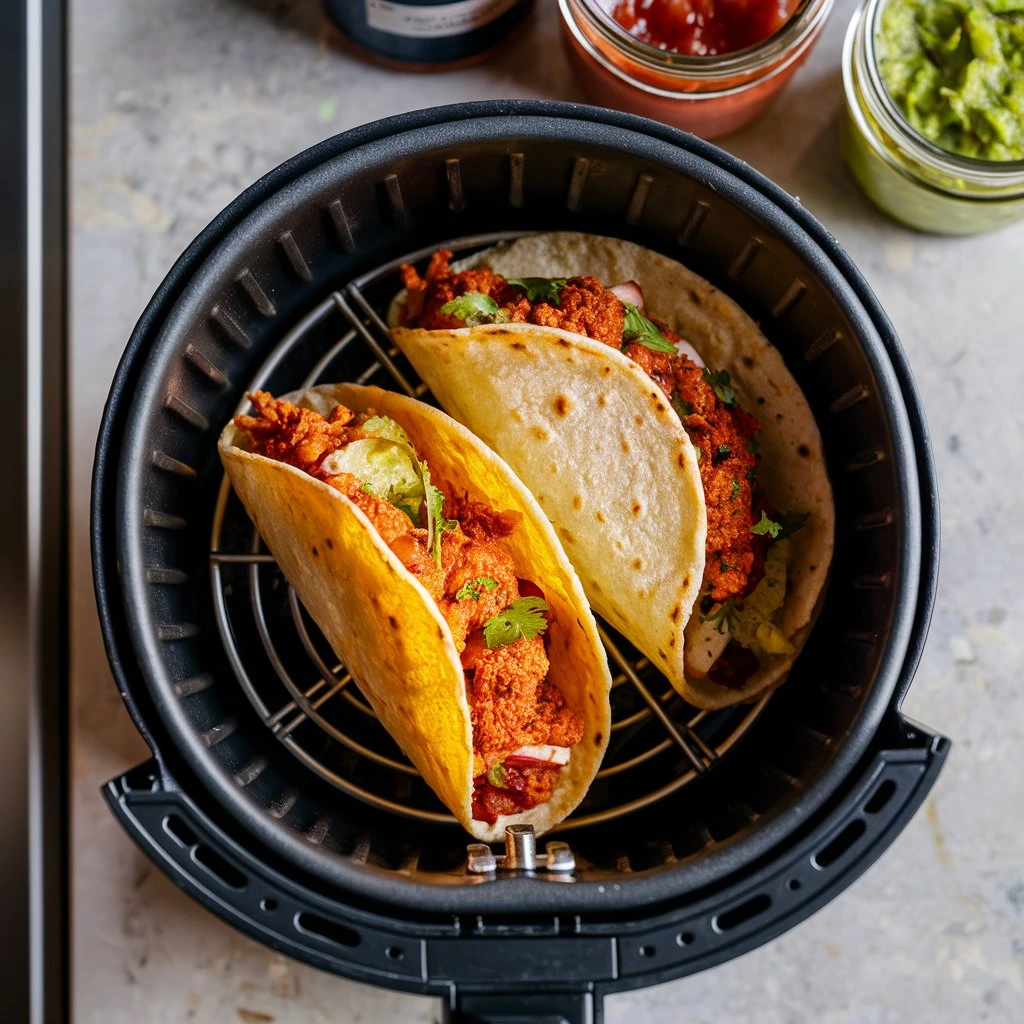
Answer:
842;0;1024;234
558;0;835;138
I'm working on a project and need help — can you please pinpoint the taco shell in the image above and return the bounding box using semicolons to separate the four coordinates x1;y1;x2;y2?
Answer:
219;383;612;841
391;232;834;710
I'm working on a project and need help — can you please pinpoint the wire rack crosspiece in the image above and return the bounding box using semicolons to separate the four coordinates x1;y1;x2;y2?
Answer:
209;234;769;835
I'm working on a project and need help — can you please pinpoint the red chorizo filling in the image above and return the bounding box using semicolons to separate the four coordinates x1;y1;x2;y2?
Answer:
234;392;583;823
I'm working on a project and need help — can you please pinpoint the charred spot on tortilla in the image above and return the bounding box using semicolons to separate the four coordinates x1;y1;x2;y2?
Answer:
532;426;549;441
388;615;399;631
511;341;527;351
312;544;319;557
631;502;641;516
670;604;681;622
594;731;602;745
798;444;810;458
682;575;690;588
631;557;642;570
602;365;612;375
621;439;630;453
556;338;571;348
635;415;643;426
743;356;754;368
595;510;606;523
677;451;686;468
688;288;702;305
669;637;676;647
559;526;577;545
553;395;571;417
325;537;334;549
597;394;607;407
572;495;582;510
757;396;766;405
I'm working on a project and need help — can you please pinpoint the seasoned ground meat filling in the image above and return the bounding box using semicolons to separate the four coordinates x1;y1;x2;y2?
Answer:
401;254;767;601
235;392;583;822
402;250;626;349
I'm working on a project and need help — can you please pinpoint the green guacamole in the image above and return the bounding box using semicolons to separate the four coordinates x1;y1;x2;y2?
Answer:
878;0;1024;161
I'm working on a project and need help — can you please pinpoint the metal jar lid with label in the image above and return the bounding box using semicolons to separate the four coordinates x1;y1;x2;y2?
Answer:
326;0;534;69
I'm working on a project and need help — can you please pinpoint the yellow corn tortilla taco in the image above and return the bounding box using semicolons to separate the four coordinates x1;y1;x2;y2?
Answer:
219;383;612;841
390;232;834;710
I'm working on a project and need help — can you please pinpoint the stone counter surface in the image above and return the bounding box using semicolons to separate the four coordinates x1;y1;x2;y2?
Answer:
72;1;1023;1021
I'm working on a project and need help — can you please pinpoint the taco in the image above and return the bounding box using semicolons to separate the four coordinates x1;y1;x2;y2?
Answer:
219;383;612;840
391;232;834;710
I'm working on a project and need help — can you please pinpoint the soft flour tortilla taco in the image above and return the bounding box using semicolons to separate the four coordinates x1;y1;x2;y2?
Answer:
391;232;834;711
219;383;611;840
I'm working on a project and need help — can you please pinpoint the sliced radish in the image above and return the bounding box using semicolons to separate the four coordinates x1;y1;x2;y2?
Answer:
609;281;645;311
511;744;571;766
674;338;705;367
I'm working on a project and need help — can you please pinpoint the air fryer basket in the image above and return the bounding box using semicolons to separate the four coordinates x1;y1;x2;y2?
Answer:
93;102;946;1020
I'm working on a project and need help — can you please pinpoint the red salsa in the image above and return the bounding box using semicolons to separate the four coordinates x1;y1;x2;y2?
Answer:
611;0;800;57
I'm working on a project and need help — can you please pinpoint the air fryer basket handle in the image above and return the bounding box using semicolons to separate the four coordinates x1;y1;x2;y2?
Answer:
103;718;946;1021
442;990;597;1024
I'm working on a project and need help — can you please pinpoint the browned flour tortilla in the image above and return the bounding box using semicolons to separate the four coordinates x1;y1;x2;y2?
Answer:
219;384;612;840
390;233;834;710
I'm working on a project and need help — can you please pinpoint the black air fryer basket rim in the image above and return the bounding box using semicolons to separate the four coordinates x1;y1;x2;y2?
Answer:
93;100;938;917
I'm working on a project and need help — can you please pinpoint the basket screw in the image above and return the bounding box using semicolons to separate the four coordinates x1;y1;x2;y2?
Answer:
504;824;537;870
544;841;576;872
466;843;497;874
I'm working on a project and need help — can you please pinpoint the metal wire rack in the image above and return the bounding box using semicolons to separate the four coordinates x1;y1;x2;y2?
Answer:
209;234;769;831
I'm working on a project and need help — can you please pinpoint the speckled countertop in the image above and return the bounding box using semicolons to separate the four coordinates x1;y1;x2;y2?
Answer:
72;1;1024;1021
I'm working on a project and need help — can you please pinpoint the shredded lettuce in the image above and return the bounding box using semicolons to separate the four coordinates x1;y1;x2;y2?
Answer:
725;541;794;658
321;437;424;522
361;415;413;447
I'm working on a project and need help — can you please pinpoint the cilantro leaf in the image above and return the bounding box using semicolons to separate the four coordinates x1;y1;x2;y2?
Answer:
361;481;376;495
671;396;694;420
750;510;783;539
702;367;737;407
422;465;456;568
701;599;739;635
776;510;810;539
507;277;567;305
730;478;740;500
439;291;508;326
482;597;549;649
694;445;703;462
622;303;676;354
455;576;499;601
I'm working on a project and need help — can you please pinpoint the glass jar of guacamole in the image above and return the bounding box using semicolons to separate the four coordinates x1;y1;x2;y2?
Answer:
842;0;1024;234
